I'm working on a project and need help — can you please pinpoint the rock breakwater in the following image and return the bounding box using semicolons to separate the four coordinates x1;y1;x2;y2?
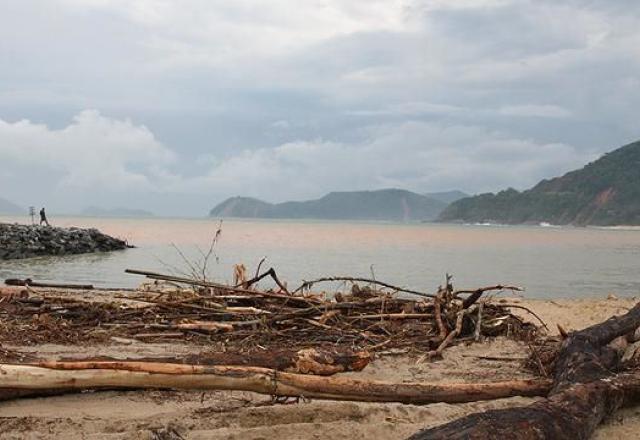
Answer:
0;223;130;260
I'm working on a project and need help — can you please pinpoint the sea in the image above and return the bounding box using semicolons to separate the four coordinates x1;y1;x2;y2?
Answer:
1;215;639;299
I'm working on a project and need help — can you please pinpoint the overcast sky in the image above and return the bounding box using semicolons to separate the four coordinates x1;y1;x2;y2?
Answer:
1;0;639;216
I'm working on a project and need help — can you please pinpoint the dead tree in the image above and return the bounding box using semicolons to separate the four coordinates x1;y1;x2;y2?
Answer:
0;361;550;404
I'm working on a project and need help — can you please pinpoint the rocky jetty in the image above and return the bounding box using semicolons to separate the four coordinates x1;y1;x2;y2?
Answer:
0;223;130;260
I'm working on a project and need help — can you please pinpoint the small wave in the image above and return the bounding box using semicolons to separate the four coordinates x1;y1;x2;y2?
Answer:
589;225;640;231
469;222;504;227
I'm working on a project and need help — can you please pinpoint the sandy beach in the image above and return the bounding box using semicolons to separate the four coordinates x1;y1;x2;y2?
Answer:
0;291;637;439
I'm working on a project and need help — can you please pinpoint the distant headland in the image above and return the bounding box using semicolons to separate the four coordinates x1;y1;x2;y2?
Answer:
209;188;468;222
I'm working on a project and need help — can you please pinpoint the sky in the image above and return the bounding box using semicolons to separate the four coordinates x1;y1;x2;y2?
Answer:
1;0;639;216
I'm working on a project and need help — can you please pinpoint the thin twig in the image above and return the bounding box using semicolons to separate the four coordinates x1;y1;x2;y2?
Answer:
434;289;448;340
474;302;484;341
293;276;434;298
502;304;549;330
254;257;267;279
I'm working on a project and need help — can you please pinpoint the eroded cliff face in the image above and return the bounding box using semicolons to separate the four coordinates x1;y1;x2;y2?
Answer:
0;223;129;260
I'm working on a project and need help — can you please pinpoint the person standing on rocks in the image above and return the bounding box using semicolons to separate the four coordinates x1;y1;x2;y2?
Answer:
39;207;50;226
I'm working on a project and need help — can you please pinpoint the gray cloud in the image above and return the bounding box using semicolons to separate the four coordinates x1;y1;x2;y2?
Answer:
0;0;638;215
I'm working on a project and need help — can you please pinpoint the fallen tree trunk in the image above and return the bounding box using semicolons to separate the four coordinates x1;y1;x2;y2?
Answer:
5;278;94;290
408;301;640;440
0;361;551;404
52;348;372;376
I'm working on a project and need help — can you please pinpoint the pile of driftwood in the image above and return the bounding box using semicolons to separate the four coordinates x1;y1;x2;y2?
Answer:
0;270;551;410
0;303;638;440
1;270;537;355
4;269;640;439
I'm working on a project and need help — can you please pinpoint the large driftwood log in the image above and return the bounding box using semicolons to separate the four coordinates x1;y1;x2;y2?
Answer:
408;301;640;440
53;348;372;376
0;361;551;404
5;278;94;290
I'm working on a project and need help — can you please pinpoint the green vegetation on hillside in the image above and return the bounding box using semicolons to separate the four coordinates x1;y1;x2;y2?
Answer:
424;190;469;204
438;140;640;226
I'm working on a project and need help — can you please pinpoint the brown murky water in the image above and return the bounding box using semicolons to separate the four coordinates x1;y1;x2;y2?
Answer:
1;216;639;297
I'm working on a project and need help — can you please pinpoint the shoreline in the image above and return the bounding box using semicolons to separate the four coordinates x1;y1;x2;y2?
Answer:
5;213;640;230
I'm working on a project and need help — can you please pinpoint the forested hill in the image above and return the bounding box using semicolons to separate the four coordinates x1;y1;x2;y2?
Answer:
438;140;640;226
424;190;468;204
210;189;448;221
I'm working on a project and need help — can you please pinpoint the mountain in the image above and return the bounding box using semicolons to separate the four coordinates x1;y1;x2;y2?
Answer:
81;206;155;218
438;140;640;226
424;190;469;205
0;197;23;215
210;189;448;221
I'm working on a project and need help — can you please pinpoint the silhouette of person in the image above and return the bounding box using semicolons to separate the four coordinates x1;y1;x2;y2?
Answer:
39;207;50;226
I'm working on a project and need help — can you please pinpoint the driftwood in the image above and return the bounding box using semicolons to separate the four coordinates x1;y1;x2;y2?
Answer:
0;361;551;404
457;285;523;308
1;273;535;355
52;348;372;376
408;301;640;440
292;276;434;298
237;267;289;293
5;278;94;290
124;269;271;295
0;286;28;298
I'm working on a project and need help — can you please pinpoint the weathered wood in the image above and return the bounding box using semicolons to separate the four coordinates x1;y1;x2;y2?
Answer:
291;276;435;298
239;267;289;293
124;268;314;306
3;273;534;357
457;285;523;309
349;313;434;320
422;308;469;360
5;278;94;290
433;289;448;340
0;362;552;404
408;301;640;440
51;348;372;376
0;286;28;298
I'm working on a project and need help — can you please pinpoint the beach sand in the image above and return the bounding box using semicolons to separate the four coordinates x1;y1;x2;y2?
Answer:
0;295;638;439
